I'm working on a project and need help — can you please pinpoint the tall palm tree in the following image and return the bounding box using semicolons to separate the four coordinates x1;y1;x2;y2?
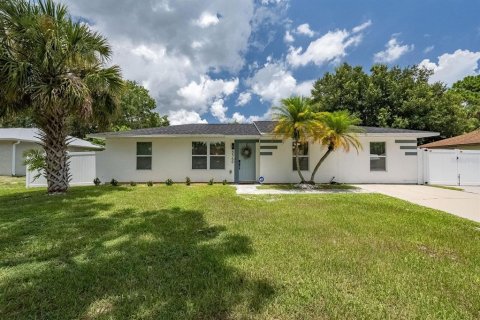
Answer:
308;111;362;184
0;0;123;193
272;96;317;183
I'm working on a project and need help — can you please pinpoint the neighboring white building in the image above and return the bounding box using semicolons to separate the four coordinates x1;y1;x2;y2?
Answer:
90;122;438;184
0;128;102;176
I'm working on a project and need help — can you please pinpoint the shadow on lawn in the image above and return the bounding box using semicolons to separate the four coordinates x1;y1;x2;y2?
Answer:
0;187;274;319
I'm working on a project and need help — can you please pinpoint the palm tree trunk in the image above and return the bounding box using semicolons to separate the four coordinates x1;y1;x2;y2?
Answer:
39;109;70;194
294;139;306;183
309;146;333;184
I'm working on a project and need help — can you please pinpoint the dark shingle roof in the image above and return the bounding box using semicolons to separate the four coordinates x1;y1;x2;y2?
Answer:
91;123;260;137
255;121;438;135
253;121;277;134
359;126;438;135
91;121;439;138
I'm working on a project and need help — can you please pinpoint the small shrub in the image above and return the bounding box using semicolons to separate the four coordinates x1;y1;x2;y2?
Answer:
222;179;228;185
165;179;174;186
208;178;214;185
93;177;101;186
185;176;191;186
130;181;137;186
147;181;153;187
110;179;118;187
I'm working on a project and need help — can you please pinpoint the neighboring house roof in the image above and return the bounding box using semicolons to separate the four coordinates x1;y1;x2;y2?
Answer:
420;129;480;149
0;128;103;149
90;121;439;138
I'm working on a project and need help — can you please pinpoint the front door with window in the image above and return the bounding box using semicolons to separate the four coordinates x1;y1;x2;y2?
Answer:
236;141;256;183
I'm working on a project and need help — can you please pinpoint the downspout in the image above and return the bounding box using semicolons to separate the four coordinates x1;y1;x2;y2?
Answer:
12;141;20;176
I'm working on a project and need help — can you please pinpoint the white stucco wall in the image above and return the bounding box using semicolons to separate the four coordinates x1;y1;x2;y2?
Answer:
0;141;13;175
96;135;420;184
259;136;419;184
0;141;95;177
96;137;237;183
0;141;39;176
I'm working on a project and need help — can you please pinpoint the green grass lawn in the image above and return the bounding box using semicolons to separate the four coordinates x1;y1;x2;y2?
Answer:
256;183;358;190
0;178;479;319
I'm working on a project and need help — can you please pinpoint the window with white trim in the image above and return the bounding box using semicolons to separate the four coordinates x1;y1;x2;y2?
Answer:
192;142;207;169
292;142;309;171
136;142;152;170
370;142;386;171
209;142;225;169
192;141;226;170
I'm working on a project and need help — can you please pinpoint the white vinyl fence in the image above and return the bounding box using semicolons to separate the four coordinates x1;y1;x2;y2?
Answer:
26;152;96;188
418;149;480;186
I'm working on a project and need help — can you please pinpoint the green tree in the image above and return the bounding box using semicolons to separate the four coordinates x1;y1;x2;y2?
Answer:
115;80;168;130
0;0;123;193
0;109;35;127
70;80;169;137
309;111;362;184
272;96;317;183
451;75;480;130
311;63;471;138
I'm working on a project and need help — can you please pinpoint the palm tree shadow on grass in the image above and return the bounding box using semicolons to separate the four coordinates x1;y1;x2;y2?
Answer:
0;199;275;319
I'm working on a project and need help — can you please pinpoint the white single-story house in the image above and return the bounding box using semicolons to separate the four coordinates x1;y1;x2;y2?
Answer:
91;121;439;184
0;128;102;176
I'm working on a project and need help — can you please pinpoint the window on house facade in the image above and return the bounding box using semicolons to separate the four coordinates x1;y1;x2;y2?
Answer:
370;142;386;171
292;142;309;171
209;142;225;169
136;142;152;170
192;142;208;169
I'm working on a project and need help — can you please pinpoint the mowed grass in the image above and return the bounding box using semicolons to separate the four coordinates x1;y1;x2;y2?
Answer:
0;178;479;319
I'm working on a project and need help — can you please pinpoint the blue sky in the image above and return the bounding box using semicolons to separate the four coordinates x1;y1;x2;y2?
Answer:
64;0;480;124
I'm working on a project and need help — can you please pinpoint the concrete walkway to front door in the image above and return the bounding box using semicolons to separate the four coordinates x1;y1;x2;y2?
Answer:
357;184;480;223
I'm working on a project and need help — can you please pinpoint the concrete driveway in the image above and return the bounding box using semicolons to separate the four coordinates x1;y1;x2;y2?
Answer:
357;184;480;223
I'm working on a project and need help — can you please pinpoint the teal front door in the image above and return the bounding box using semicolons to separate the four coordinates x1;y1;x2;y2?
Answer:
236;141;256;183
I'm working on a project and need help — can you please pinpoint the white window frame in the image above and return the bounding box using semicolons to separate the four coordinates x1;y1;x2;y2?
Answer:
209;141;226;170
292;141;309;171
136;142;152;170
191;141;226;170
369;141;387;172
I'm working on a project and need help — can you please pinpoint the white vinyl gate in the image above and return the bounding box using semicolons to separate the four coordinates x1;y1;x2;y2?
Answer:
419;149;480;186
26;152;96;188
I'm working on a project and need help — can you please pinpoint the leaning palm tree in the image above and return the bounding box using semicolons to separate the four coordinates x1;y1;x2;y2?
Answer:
308;111;363;184
272;96;317;183
0;0;123;193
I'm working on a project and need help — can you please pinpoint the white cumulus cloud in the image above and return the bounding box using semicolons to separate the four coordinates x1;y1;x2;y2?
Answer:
61;0;260;118
193;12;220;28
296;23;314;37
419;49;480;86
248;62;314;104
169;109;208;125
210;99;229;123
374;36;414;63
284;30;294;43
352;20;372;33
236;92;252;106
177;76;239;111
286;21;370;68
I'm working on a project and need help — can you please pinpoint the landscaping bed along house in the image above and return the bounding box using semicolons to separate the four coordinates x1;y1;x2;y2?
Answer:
0;177;479;319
